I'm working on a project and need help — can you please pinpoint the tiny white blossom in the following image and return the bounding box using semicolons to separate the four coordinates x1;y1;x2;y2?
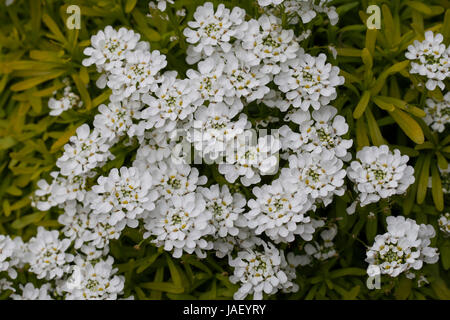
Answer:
275;53;344;110
347;145;415;208
438;212;450;236
405;31;450;91
424;92;450;133
143;193;213;258
25;227;74;280
366;216;439;278
90;166;157;228
229;241;298;300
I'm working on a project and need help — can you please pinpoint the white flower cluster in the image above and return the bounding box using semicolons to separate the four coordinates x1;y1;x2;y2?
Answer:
59;255;125;300
5;0;435;300
298;224;338;265
438;212;450;236
258;0;339;26
346;145;415;210
424;92;450;133
0;235;23;279
48;78;83;116
229;241;298;300
405;31;450;91
366;216;439;279
27;2;351;300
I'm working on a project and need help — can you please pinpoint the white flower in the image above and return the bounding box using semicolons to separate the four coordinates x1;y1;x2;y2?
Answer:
90;166;157;228
186;55;229;103
424;92;450;133
281;106;353;160
303;224;338;261
149;158;207;199
246;179;316;243
132;129;181;167
198;184;247;238
0;235;17;278
229;241;298;300
438;212;450;236
107;49;167;101
279;0;339;25
143;192;213;258
183;2;246;59
56;124;113;177
33;171;87;211
366;216;439;278
219;133;281;186
93;99;141;141
281;150;346;206
275;53;344;110
61;256;125;300
82;26;145;72
240;15;300;75
58;201;123;249
149;0;174;12
258;0;284;7
347;145;415;207
0;278;14;293
48;79;83;116
405;31;450;91
222;51;271;102
11;283;53;300
188;101;248;160
140;71;201;132
25;227;74;280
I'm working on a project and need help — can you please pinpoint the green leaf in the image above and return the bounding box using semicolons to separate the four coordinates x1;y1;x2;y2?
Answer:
0;136;17;150
395;278;412;300
365;29;377;56
42;13;67;45
166;254;182;287
371;61;410;96
353;91;371;119
436;152;448;170
125;0;138;13
329;268;367;278
440;240;450;270
361;48;373;70
356;117;370;149
72;74;92;110
11;211;48;229
136;252;162;274
382;5;395;48
388;109;424;144
140;282;184;294
416;153;431;204
365;108;385;146
443;9;450;45
11;70;66;91
373;96;395;112
406;1;433;15
50;125;78;153
336;48;361;57
365;214;377;243
431;164;444;211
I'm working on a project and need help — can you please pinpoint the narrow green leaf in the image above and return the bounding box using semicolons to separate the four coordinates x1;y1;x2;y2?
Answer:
353;91;371;119
416;153;431;204
431;164;444;211
389;109;424;144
